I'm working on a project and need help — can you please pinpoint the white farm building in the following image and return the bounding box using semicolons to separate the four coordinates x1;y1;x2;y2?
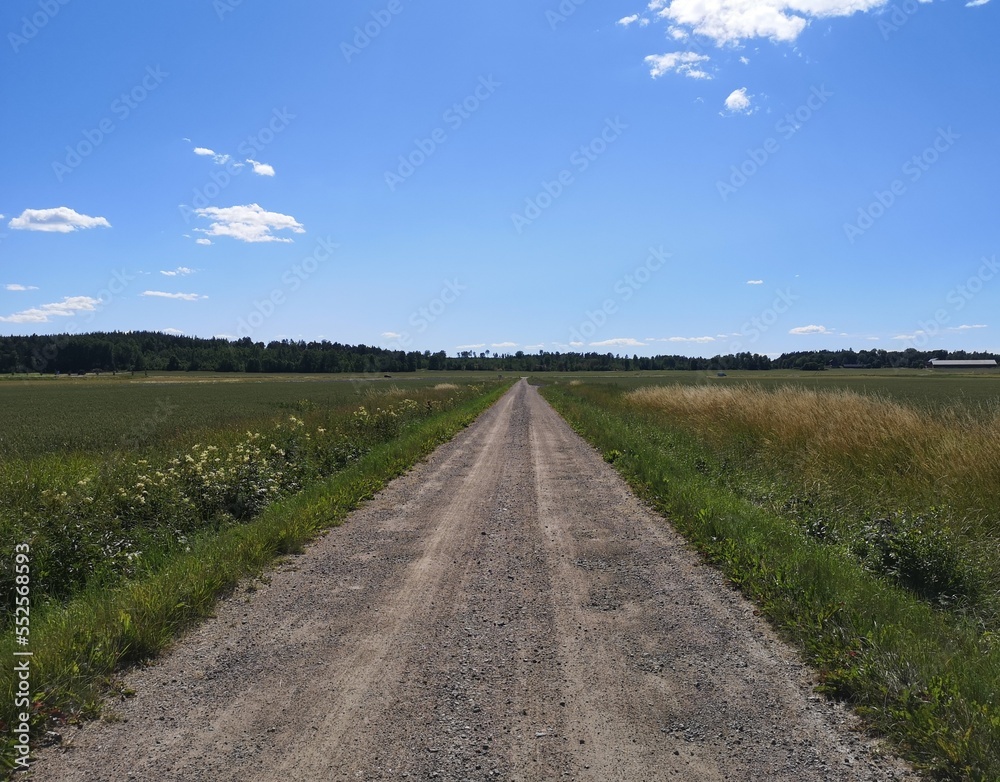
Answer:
926;359;998;370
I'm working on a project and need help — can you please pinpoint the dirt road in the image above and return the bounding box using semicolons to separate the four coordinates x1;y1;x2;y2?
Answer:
30;380;917;781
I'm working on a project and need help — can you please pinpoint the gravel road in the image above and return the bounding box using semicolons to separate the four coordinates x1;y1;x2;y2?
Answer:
30;379;919;781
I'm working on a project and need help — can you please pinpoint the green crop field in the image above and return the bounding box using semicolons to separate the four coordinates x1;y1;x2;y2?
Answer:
0;371;510;458
538;370;1000;780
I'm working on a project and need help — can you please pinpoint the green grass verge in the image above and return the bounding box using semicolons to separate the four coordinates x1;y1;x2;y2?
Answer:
540;383;1000;781
0;381;511;775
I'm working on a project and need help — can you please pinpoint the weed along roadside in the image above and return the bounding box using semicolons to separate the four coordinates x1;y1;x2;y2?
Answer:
0;379;512;775
539;379;1000;781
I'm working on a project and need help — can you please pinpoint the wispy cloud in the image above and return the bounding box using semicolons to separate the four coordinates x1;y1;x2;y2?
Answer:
456;343;486;350
491;341;517;348
193;204;305;244
746;279;763;285
193;146;232;166
141;290;207;301
5;284;39;291
160;327;184;336
618;14;649;27
9;207;111;233
664;335;716;343
381;331;403;340
160;266;195;277
194;145;274;176
0;296;99;323
789;324;833;335
644;52;712;79
591;337;646;347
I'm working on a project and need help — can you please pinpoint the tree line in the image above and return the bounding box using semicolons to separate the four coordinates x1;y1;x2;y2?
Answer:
0;332;995;375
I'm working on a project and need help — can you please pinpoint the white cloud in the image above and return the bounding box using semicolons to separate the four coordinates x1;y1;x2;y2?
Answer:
644;51;712;79
193;204;305;244
789;324;832;335
194;146;231;166
951;323;987;330
9;207;111;233
590;337;646;347
618;14;642;25
644;0;888;46
456;343;486;350
381;331;403;339
523;343;545;350
746;279;763;285
966;0;990;7
648;335;716;343
5;284;39;291
892;332;921;341
491;342;517;348
0;296;99;323
740;56;750;64
195;238;213;246
141;291;207;301
160;327;184;336
160;266;195;277
247;159;275;176
723;87;754;114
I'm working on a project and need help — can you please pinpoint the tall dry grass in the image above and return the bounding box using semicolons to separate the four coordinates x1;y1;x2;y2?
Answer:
627;383;1000;533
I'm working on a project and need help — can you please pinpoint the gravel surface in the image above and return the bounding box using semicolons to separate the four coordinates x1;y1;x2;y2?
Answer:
29;380;920;781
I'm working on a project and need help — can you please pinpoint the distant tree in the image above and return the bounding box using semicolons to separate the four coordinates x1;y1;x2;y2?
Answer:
216;356;242;372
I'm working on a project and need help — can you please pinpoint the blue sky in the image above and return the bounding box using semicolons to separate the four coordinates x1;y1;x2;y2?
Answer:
1;0;997;357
